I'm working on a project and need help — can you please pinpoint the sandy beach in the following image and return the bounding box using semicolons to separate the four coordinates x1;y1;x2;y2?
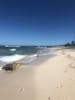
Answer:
0;48;75;100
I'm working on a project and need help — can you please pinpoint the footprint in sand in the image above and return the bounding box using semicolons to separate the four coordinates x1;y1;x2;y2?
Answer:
69;62;75;69
48;96;52;100
61;50;66;55
66;54;75;61
56;84;64;88
64;67;68;72
18;88;24;92
66;54;72;58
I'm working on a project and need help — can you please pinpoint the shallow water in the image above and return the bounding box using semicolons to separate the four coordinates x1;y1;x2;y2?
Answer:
0;46;56;70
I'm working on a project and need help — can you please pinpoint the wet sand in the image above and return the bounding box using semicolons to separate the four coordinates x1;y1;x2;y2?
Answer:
0;48;75;100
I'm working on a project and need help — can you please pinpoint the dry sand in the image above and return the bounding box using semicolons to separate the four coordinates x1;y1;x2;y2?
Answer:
0;48;75;100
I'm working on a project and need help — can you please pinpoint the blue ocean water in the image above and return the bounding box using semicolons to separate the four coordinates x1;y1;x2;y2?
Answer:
0;46;54;64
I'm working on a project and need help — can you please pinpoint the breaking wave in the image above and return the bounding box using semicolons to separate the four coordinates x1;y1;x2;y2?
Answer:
0;54;26;63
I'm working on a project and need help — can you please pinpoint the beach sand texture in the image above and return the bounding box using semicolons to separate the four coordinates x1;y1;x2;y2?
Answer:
0;48;75;100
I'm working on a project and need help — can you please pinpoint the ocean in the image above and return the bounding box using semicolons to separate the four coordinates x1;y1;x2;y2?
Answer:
0;46;55;70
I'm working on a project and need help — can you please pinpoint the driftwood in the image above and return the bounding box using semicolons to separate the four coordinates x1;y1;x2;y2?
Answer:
2;63;25;71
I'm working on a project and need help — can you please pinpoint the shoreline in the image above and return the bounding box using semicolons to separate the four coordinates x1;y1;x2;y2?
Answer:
0;47;56;71
0;48;75;100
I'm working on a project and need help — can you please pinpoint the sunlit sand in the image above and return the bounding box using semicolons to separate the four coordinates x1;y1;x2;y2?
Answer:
0;47;75;100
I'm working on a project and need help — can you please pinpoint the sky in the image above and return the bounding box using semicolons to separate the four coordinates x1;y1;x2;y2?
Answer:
0;0;75;46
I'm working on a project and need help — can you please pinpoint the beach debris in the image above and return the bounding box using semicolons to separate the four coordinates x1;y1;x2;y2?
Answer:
2;63;24;71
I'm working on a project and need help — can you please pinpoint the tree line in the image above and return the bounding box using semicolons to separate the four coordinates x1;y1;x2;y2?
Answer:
65;41;75;46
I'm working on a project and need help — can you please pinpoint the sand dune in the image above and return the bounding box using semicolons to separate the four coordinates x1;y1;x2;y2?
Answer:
0;48;75;100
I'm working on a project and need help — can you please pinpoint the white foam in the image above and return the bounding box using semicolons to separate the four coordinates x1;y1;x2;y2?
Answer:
0;54;25;63
10;49;16;51
29;54;37;57
0;67;2;71
17;54;37;64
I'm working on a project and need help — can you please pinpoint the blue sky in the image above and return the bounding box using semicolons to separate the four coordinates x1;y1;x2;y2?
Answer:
0;0;75;45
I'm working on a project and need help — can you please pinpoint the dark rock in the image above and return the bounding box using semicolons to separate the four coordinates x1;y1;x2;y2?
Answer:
2;63;23;71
